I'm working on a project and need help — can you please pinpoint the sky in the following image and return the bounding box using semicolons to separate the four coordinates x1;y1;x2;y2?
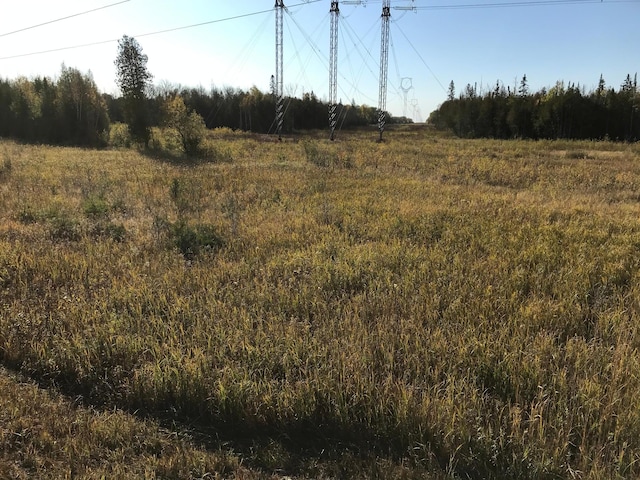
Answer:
0;0;638;122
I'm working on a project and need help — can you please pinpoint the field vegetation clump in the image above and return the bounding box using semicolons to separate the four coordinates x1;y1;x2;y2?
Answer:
2;129;640;478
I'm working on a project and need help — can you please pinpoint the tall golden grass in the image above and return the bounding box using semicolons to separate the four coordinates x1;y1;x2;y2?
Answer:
2;129;640;478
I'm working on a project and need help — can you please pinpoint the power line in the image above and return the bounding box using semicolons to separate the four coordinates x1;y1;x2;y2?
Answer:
339;14;380;98
407;0;639;9
286;4;377;105
0;38;116;60
363;0;638;8
393;20;447;93
0;0;131;38
2;0;633;125
0;1;323;61
1;0;631;61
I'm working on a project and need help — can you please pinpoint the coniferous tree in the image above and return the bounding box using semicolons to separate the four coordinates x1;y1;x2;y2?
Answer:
518;74;529;96
622;74;635;94
115;35;153;146
596;74;606;100
430;73;638;141
447;81;455;101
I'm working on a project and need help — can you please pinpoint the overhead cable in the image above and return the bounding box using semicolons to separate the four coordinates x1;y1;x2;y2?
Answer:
0;1;323;61
0;0;131;38
363;0;637;8
407;0;639;10
393;19;447;93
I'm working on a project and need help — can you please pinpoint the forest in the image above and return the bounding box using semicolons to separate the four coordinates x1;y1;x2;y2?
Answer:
0;65;409;148
2;59;638;149
429;74;640;141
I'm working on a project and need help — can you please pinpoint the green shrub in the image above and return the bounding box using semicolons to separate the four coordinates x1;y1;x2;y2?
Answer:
302;140;352;168
203;143;234;163
149;127;182;153
17;206;38;224
171;220;224;258
49;214;81;242
90;221;127;242
302;140;330;167
82;195;110;218
163;95;207;157
0;153;11;181
109;122;132;148
565;150;592;159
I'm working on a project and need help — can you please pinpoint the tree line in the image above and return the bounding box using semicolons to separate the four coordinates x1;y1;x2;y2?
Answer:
0;73;406;148
429;74;640;141
107;84;398;135
0;35;408;148
0;66;109;147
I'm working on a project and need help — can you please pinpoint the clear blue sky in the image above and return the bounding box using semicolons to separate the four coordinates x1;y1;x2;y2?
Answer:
1;0;638;121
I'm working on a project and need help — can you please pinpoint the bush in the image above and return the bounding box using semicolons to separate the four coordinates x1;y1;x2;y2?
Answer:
82;196;110;218
17;206;38;224
0;153;11;180
302;141;352;168
149;127;182;153
171;220;224;259
90;221;127;242
109;123;131;148
302;141;331;167
163;95;207;157
565;150;593;160
202;143;234;164
49;215;82;242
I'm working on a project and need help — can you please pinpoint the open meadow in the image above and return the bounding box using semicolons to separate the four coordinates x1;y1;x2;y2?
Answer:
2;128;640;478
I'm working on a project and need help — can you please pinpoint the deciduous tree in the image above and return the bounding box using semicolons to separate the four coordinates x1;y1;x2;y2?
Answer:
163;95;207;157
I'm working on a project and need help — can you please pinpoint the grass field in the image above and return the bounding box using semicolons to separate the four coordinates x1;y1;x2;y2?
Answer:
2;128;640;478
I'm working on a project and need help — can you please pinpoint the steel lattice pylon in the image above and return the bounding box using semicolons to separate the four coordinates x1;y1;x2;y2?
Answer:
378;0;390;141
275;0;285;139
329;1;339;140
400;77;413;119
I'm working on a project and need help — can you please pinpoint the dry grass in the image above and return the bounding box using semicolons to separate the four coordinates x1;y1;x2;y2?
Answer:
0;367;250;479
2;129;640;478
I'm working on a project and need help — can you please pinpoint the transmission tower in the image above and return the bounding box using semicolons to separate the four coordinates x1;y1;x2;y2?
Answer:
377;0;390;142
275;0;285;139
329;1;339;140
400;77;413;119
411;98;422;123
